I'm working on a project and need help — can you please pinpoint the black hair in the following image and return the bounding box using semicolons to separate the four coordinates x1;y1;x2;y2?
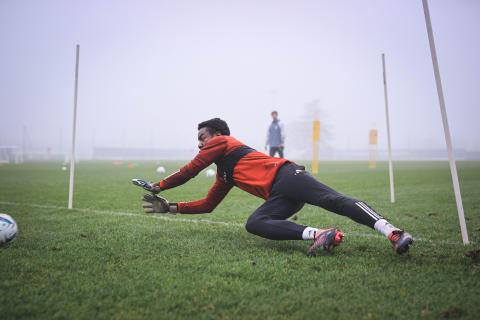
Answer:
197;118;230;136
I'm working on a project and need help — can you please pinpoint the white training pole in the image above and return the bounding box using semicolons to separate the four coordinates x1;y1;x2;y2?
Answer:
68;44;80;209
382;53;395;203
422;0;469;244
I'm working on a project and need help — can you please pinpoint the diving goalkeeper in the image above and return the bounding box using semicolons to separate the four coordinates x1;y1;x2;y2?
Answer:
134;118;413;255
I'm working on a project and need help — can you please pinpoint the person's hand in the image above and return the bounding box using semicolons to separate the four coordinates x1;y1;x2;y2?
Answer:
132;179;161;194
142;193;174;214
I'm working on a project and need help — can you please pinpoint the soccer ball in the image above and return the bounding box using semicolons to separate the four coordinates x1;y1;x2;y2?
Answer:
156;166;166;174
0;214;18;247
205;168;216;177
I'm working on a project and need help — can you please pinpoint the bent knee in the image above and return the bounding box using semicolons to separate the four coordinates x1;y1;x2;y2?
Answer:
245;218;257;234
245;215;265;234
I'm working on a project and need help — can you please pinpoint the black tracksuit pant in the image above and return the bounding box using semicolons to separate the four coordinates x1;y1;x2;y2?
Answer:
245;162;384;240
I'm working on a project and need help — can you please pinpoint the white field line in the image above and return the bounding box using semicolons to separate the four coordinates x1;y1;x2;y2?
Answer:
0;201;473;246
0;201;244;227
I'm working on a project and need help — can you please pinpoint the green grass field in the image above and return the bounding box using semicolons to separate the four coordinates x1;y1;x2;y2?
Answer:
1;160;479;319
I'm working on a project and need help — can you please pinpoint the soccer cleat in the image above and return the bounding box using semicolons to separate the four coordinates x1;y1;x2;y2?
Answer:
307;228;344;256
388;230;414;254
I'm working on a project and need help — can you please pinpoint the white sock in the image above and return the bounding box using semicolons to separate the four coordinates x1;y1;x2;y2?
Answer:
302;227;319;240
374;219;400;237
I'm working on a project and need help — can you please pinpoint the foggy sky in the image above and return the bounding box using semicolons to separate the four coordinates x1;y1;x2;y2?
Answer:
1;0;479;159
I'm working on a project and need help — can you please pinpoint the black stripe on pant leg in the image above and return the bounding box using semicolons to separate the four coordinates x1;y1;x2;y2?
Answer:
305;190;381;229
273;167;382;229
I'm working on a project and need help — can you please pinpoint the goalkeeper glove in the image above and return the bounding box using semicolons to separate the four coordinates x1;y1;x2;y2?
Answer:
142;193;177;214
132;178;161;194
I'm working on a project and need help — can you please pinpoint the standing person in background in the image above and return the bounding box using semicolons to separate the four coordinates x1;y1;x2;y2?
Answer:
265;110;285;158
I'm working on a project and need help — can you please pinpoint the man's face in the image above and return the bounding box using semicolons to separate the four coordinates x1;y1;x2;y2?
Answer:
271;112;278;120
197;127;220;149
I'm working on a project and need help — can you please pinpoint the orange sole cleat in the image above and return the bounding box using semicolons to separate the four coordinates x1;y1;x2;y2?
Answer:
307;228;344;256
388;230;413;254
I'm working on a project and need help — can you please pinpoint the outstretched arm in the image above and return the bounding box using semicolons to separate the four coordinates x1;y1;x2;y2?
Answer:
158;137;227;191
176;177;233;214
139;177;232;214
